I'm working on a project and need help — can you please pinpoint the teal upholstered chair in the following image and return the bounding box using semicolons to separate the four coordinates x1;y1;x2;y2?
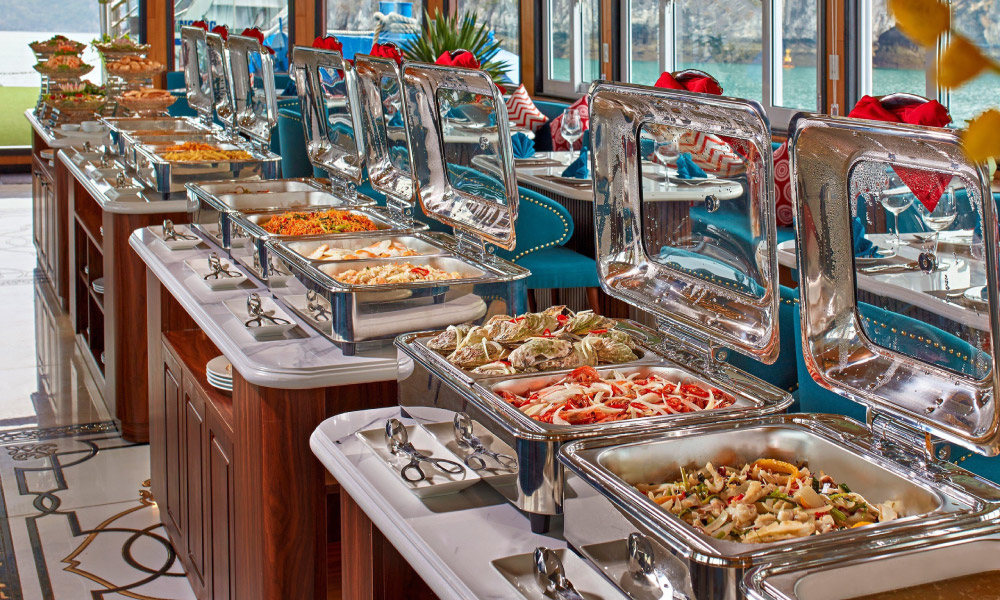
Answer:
277;107;313;178
494;186;601;313
166;71;197;118
724;284;801;396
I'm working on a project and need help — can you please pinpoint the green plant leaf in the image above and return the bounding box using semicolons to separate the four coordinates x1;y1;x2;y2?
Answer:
401;9;513;87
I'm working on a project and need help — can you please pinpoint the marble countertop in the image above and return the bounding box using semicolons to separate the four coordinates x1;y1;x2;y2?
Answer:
311;407;630;600
59;150;195;215
130;228;399;389
24;108;110;149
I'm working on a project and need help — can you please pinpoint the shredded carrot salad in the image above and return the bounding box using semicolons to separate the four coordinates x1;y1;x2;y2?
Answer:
261;209;379;236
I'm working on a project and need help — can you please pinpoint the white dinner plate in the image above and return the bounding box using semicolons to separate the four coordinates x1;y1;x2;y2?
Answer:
206;355;233;380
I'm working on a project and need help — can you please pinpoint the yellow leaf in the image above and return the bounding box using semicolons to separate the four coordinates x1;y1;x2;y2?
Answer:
937;36;991;89
962;109;1000;163
888;0;950;46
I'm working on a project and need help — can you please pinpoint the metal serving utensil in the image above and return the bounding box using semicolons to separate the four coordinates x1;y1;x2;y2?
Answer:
384;418;464;483
532;548;584;600
305;290;331;322
204;252;242;280
453;412;516;472
162;219;198;242
626;532;683;599
244;292;290;328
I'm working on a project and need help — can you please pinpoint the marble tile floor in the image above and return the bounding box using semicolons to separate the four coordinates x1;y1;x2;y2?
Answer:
0;187;195;599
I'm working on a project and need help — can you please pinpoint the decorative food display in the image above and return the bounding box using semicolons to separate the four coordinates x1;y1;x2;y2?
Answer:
30;35;86;55
635;459;900;543
261;209;379;235
92;34;150;55
848;571;1000;600
497;366;733;424
58;80;104;95
425;307;637;374
106;56;164;77
333;262;463;285
34;54;93;77
119;87;177;112
160;142;254;162
306;239;421;261
43;92;106;111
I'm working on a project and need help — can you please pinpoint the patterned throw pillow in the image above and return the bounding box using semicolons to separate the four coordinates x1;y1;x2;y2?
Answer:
505;84;548;132
550;97;590;151
773;141;795;227
678;131;744;179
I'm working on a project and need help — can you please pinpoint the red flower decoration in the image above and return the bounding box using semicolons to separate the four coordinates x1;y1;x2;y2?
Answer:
191;20;209;31
211;25;229;40
435;49;480;70
369;42;403;66
313;35;343;52
240;27;275;54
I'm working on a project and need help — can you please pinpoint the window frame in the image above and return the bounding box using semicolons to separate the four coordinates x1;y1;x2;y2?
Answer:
856;0;937;104
542;0;600;97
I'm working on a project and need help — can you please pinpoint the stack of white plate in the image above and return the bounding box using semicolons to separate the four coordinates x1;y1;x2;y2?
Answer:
206;355;233;392
92;277;105;295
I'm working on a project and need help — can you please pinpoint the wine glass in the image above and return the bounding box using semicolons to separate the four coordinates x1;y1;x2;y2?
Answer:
654;131;681;190
878;180;913;257
560;109;583;164
920;185;958;264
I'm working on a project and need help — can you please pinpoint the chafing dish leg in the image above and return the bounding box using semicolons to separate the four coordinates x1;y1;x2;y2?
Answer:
530;513;551;534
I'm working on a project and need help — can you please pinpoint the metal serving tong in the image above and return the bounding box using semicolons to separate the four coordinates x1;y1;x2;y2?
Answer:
244;293;290;328
533;548;584;600
306;290;331;322
453;412;516;472
204;252;242;280
626;532;687;599
385;418;464;483
162;219;198;242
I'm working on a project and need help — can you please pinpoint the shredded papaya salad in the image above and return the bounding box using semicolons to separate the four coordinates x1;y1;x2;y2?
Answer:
637;459;901;543
261;209;380;236
496;366;736;425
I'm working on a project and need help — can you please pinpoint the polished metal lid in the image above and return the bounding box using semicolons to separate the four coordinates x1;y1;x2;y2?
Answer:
180;26;214;123
589;81;780;364
228;34;278;147
354;53;415;210
291;46;366;187
790;113;1000;455
399;62;518;251
205;32;236;133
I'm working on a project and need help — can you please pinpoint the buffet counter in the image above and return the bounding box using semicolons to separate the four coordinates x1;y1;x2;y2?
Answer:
132;229;399;600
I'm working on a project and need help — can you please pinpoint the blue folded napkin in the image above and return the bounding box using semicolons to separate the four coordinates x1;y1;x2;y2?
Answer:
676;152;707;179
640;138;655;159
387;111;404;128
561;146;590;179
852;216;881;258
511;132;535;159
281;79;297;97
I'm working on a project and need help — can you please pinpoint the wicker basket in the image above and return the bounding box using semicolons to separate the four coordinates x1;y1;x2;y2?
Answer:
50;98;107;112
33;64;95;80
119;94;177;115
30;41;86;56
107;65;165;81
94;42;151;58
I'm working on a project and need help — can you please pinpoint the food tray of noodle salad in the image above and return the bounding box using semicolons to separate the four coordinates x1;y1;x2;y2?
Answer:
132;139;280;195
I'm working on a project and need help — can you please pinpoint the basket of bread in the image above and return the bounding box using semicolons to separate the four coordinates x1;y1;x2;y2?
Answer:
106;56;165;80
119;88;177;115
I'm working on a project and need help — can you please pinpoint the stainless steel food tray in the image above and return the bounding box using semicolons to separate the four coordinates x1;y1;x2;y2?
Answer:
102;116;212;156
279;235;448;263
560;414;1000;600
121;132;227;169
133;141;280;196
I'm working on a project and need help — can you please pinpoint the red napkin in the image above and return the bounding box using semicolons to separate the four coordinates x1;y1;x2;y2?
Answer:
369;42;403;66
848;95;952;211
240;27;275;54
191;21;209;31
435;49;480;70
211;25;229;40
654;71;723;95
313;35;342;52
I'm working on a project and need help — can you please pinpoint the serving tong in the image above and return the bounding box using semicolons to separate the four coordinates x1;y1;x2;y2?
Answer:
625;533;687;600
384;418;464;483
162;219;198;242
533;548;584;600
305;290;331;322
244;292;290;328
204;252;242;280
453;412;516;471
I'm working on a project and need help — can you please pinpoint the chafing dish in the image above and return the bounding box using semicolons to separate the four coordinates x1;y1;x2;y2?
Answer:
559;103;1000;599
268;52;528;353
102;116;213;159
396;81;792;533
133;140;280;196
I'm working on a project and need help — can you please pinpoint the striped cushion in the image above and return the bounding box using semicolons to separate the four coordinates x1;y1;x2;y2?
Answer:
678;130;744;178
505;84;548;132
550;97;590;151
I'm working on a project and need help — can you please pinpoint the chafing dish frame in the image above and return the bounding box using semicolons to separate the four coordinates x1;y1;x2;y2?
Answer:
133;140;280;197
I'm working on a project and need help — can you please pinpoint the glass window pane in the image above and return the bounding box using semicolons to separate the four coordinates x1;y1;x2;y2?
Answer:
325;1;423;60
628;0;660;84
457;0;521;85
174;0;289;70
870;3;927;97
673;0;763;103
773;0;818;110
944;0;1000;126
548;0;572;82
581;0;601;84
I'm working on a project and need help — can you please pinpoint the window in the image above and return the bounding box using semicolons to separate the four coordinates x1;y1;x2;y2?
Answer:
325;1;423;61
623;0;821;128
173;0;289;70
456;0;522;85
542;0;602;95
941;0;999;126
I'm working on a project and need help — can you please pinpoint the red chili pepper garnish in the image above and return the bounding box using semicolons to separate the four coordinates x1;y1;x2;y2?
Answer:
728;494;745;504
556;314;569;323
509;316;525;323
500;360;511;365
589;328;607;334
410;267;429;276
540;328;552;337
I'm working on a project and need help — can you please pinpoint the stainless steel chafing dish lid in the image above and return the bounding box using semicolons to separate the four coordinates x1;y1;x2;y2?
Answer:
291;46;366;186
589;81;780;365
400;62;519;250
790;114;1000;456
559;413;1000;568
742;522;1000;599
205;32;236;132
354;52;415;206
228;33;278;147
180;26;215;125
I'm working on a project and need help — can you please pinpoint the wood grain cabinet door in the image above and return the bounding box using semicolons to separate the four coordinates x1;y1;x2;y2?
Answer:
162;350;184;539
207;406;235;600
182;378;208;597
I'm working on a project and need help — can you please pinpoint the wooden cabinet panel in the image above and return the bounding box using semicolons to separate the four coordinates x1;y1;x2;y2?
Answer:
183;380;207;596
163;350;183;537
208;412;235;600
